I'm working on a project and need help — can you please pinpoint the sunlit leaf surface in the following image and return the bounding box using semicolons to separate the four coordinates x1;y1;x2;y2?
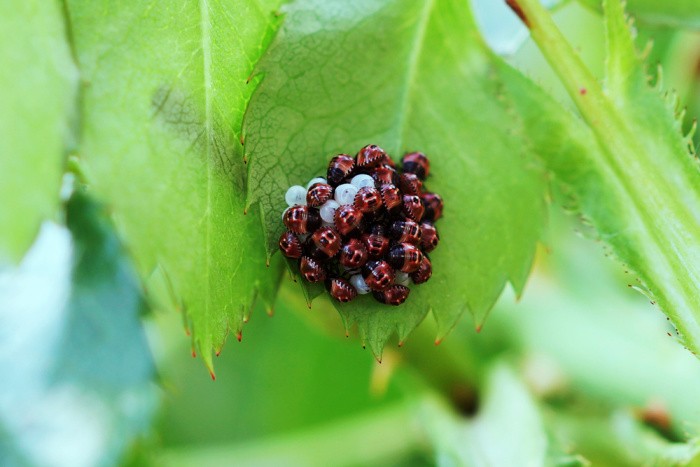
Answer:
65;0;284;368
0;0;76;263
507;0;700;355
244;0;547;356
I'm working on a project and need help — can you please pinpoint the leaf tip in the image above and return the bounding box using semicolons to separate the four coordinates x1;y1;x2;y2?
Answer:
201;350;215;378
244;196;254;216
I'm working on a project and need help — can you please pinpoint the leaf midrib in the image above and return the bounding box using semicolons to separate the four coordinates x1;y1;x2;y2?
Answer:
199;0;214;343
514;0;700;351
393;0;435;154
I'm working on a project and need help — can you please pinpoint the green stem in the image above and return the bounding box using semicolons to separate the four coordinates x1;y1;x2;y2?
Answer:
507;0;700;355
157;399;433;466
399;319;482;393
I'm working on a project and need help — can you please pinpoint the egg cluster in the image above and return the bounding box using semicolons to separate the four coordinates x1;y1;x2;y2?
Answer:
278;145;443;306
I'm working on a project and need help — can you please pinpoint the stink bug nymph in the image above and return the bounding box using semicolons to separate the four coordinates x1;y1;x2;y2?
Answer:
411;255;432;284
354;186;383;214
340;238;369;269
372;164;399;186
356;144;387;169
300;256;327;283
373;284;410;306
362;260;396;292
328;277;358;303
362;224;390;259
379;184;402;214
279;231;303;259
306;183;334;207
311;226;342;259
284;205;321;234
402;152;430;180
390;219;422;246
327;154;355;186
387;242;423;273
334;204;364;236
420;222;439;252
422;193;443;222
399;172;423;196
402;194;425;222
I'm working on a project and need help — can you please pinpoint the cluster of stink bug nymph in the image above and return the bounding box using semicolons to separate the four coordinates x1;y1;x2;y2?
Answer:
279;144;443;306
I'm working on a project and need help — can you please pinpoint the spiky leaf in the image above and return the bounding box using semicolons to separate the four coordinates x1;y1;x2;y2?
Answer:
577;0;700;28
0;0;76;263
244;0;547;356
416;364;548;465
506;0;700;355
64;0;284;369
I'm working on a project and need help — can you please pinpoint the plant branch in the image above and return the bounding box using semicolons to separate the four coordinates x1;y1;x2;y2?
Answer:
506;0;700;356
157;398;438;466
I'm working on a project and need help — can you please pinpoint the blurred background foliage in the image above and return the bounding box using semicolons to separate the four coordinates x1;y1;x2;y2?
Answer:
4;0;700;466
144;210;700;466
145;1;700;465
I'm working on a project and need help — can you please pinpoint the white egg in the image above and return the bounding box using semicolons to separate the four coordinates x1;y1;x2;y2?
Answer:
350;174;375;189
395;272;411;286
306;177;327;189
350;274;371;294
320;200;340;223
334;183;358;205
285;185;307;207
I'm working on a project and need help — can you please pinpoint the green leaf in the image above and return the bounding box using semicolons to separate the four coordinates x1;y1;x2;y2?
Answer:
244;0;547;356
577;0;700;29
64;0;284;369
416;364;548;465
506;0;700;356
493;249;700;440
547;411;700;466
156;281;404;445
0;192;156;466
0;0;77;264
465;365;548;465
159;401;424;466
